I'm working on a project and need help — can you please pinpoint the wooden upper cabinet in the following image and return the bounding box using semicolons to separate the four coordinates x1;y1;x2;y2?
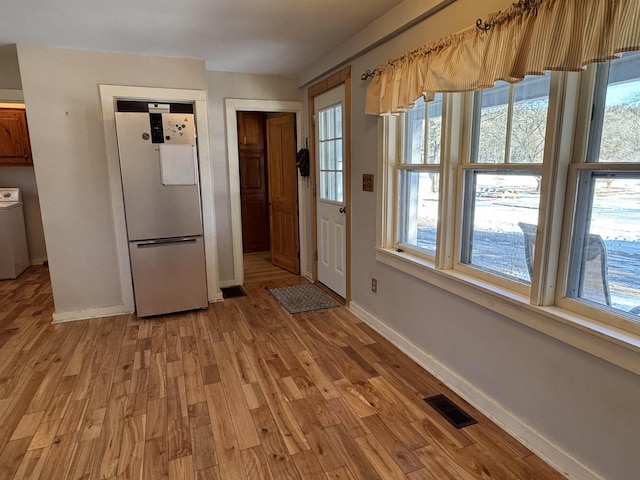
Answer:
0;108;32;166
237;111;265;151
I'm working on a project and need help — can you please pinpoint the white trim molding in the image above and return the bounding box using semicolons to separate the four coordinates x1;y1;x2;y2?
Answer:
224;98;305;286
99;85;222;314
53;304;133;323
375;247;640;377
348;300;604;480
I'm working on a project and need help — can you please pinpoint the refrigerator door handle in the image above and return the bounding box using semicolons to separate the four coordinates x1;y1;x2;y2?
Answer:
136;237;198;248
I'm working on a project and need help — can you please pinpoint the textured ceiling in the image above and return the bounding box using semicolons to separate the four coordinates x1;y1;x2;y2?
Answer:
0;0;404;76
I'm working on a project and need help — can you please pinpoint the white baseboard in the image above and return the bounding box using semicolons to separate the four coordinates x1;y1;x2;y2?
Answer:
348;301;602;480
30;257;48;266
209;292;224;302
52;304;133;323
51;297;228;322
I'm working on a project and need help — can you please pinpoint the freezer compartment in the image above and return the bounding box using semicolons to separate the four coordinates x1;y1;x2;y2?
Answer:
129;236;208;317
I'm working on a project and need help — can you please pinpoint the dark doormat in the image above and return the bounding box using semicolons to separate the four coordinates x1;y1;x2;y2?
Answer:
221;286;246;299
269;283;340;314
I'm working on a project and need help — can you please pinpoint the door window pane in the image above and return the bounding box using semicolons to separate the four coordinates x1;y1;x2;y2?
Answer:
319;141;332;170
318;103;344;203
461;171;541;283
336;139;343;171
320;108;335;140
320;171;331;199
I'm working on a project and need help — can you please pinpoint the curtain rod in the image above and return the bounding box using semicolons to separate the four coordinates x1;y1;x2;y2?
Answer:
361;70;375;81
361;17;491;81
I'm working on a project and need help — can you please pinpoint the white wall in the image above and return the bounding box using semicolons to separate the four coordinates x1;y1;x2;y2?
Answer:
0;46;47;264
206;71;302;282
17;45;207;315
0;44;22;89
300;1;640;478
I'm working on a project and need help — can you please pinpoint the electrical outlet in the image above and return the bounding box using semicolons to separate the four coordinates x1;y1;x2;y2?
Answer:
363;174;374;192
371;278;377;293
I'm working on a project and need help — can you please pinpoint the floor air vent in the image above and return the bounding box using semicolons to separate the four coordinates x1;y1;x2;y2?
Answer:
424;394;478;429
221;286;247;299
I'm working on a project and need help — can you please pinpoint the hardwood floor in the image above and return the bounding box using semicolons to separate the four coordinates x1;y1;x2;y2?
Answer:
243;251;297;284
0;265;564;479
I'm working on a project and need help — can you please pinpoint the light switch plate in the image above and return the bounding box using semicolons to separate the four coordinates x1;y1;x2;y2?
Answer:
363;174;374;192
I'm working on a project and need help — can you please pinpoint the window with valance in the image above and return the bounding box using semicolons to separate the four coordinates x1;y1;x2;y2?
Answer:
373;0;640;337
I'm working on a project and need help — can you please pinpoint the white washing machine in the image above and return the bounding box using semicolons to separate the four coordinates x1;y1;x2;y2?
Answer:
0;188;30;279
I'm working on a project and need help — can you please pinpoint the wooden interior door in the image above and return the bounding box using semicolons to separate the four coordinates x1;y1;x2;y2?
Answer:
238;112;270;253
267;113;299;274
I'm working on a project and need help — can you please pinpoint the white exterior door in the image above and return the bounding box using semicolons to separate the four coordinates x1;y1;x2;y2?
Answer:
315;85;346;298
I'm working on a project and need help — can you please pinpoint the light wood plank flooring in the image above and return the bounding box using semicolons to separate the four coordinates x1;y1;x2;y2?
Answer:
0;265;564;479
243;251;296;284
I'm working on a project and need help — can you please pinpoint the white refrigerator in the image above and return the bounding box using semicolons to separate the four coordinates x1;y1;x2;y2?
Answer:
115;111;208;317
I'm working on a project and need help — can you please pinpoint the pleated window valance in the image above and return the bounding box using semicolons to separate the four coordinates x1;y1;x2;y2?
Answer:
366;0;640;115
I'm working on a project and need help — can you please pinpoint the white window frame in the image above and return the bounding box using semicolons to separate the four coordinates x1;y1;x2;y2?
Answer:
455;76;557;295
556;60;640;330
376;64;640;375
378;94;463;268
394;94;443;261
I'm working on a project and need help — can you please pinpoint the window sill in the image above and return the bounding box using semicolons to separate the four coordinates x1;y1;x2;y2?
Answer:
375;247;640;376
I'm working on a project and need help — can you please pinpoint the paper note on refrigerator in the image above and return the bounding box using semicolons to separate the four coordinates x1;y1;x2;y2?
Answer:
159;144;197;185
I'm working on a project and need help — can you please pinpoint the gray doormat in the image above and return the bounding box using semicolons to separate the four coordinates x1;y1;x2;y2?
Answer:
268;283;340;314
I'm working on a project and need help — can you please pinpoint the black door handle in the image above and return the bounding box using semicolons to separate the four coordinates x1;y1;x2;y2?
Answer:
339;206;346;214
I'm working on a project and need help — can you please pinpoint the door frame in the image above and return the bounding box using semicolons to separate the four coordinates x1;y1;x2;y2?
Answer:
99;85;222;315
224;99;305;287
308;66;352;301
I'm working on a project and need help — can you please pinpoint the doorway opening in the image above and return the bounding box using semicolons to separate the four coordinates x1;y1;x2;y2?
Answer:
224;99;305;288
237;111;299;280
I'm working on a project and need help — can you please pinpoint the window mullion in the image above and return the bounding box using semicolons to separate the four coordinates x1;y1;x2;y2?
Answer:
436;93;463;269
585;63;610;164
422;102;429;165
566;171;595;299
533;71;582;306
376;115;398;249
469;91;481;163
504;84;515;164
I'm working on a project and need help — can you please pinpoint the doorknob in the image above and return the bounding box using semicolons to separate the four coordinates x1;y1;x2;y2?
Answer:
339;206;346;214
